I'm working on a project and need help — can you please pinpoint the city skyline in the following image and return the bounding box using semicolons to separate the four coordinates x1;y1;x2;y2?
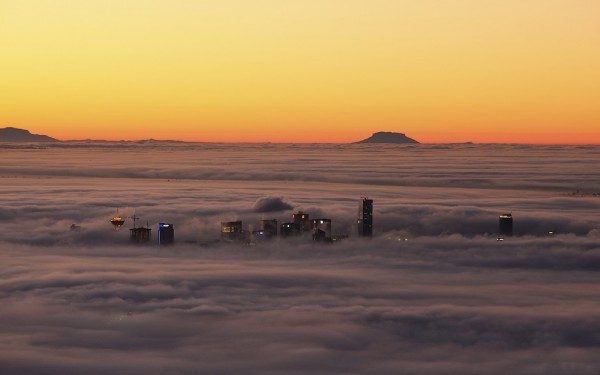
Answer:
2;2;599;373
1;1;599;144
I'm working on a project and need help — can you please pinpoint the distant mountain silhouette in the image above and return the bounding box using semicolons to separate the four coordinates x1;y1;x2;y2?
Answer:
0;127;57;142
355;132;419;144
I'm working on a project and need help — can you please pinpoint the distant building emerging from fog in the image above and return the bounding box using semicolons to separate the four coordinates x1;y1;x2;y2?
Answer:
260;219;278;238
358;197;373;237
311;219;332;242
221;221;243;242
280;222;301;237
130;226;151;244
260;219;277;237
252;220;278;242
157;223;174;245
293;211;311;232
499;214;513;236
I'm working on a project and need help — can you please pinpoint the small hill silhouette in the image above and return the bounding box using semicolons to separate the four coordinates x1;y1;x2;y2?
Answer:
0;127;57;142
355;132;419;144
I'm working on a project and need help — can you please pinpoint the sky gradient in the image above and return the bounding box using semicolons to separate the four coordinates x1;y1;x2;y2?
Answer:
1;0;599;143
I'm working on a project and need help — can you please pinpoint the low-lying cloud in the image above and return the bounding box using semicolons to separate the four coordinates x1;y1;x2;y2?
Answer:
1;239;599;374
252;196;294;213
0;143;599;374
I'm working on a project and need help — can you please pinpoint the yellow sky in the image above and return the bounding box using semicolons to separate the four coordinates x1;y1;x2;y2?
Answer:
1;0;598;143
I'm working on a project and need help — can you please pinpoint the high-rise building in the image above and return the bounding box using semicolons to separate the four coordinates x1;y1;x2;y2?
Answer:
251;220;278;242
280;222;301;237
499;214;513;236
157;223;174;245
251;229;265;241
357;197;373;237
130;226;151;244
221;221;243;242
311;218;332;242
293;211;311;232
260;219;278;238
130;215;151;244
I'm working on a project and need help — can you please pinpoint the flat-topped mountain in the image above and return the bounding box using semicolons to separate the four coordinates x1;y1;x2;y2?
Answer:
355;132;419;144
0;127;57;142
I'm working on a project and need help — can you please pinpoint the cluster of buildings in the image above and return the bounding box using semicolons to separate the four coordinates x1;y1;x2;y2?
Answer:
110;211;174;245
110;198;519;245
129;221;174;245
110;198;374;245
221;197;373;244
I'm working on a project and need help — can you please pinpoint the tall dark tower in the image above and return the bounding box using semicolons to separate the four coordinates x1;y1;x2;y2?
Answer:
499;214;513;237
129;213;151;244
358;198;373;237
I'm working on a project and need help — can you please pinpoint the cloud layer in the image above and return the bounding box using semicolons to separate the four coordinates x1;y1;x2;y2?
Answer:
0;143;599;374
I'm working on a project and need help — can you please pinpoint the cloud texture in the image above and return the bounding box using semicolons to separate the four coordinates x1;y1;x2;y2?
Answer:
0;143;599;374
252;196;294;213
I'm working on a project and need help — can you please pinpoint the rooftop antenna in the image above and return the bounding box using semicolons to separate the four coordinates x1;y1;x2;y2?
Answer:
130;211;140;229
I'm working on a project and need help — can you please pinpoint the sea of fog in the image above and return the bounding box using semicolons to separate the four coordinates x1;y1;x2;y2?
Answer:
1;143;599;374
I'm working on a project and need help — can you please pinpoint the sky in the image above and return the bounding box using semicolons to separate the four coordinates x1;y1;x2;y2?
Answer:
1;0;599;143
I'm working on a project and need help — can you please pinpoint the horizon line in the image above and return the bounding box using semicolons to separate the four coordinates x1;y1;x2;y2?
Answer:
47;138;600;146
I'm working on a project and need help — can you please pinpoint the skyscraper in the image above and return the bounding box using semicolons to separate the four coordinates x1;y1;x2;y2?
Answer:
130;226;151;244
157;223;174;245
293;211;311;232
260;219;278;238
129;214;151;244
251;220;278;242
311;218;332;242
280;222;301;237
221;221;244;242
499;214;513;236
358;197;373;237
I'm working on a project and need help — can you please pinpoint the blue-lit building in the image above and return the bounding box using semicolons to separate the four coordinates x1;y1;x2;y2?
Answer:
157;223;174;245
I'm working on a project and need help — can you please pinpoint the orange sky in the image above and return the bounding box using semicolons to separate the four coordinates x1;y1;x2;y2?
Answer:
1;0;599;143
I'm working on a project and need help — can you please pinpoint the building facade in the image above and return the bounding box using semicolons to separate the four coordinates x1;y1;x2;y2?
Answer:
260;219;278;238
130;227;151;244
221;221;244;242
280;222;301;237
157;223;174;245
311;218;332;242
293;211;311;232
499;214;513;236
357;198;373;237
